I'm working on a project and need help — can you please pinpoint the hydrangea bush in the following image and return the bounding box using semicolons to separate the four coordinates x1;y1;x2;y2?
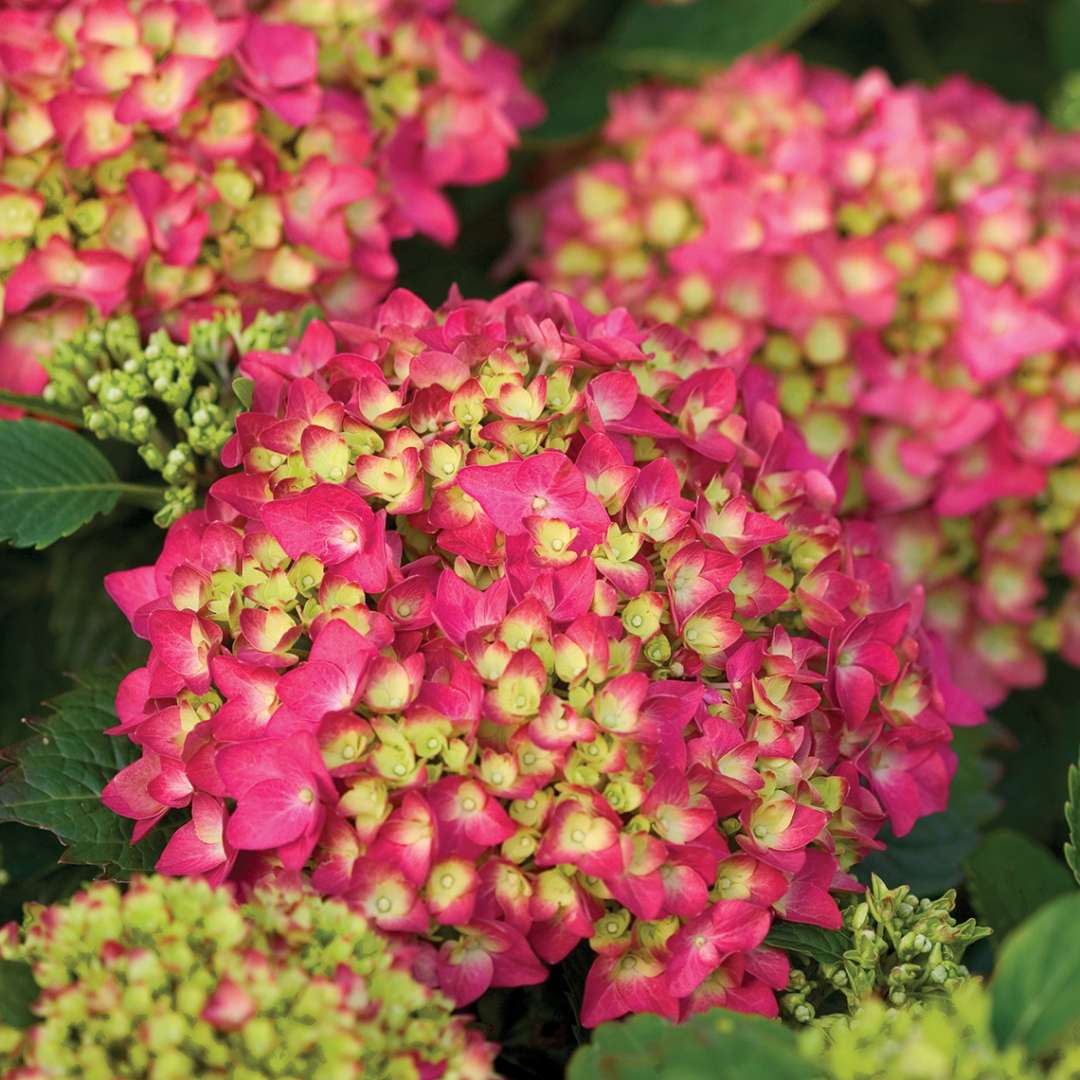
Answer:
100;282;977;1027
524;53;1080;705
0;875;495;1079
0;0;541;405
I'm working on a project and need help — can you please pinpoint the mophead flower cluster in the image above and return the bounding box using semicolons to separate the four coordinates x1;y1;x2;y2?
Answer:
525;52;1080;705
0;876;495;1079
103;283;975;1027
0;0;541;400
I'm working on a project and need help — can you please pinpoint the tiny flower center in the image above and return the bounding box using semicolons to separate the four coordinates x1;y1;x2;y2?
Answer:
297;786;314;804
376;896;392;913
462;797;478;812
440;873;455;889
531;495;547;511
570;829;586;844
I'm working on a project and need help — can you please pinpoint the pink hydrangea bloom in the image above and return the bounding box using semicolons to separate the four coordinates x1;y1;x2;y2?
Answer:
103;284;976;1026
0;0;541;400
524;53;1080;705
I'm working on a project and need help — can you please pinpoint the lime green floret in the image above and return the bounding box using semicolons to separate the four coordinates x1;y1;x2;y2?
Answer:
0;876;493;1080
803;982;1080;1080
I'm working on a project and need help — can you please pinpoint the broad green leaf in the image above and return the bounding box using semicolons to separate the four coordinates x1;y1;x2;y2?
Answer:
46;525;155;672
456;0;524;41
570;1009;815;1080
992;658;1080;845
764;921;848;965
1049;0;1080;73
966;829;1073;947
991;892;1080;1054
0;549;61;748
529;52;632;143
0;669;171;876
1066;749;1080;884
0;823;91;924
608;0;838;77
0;960;39;1028
0;421;122;549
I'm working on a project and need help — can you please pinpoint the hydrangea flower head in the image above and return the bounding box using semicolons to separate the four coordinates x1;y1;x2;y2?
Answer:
104;283;977;1027
0;0;541;402
525;53;1080;705
0;875;495;1079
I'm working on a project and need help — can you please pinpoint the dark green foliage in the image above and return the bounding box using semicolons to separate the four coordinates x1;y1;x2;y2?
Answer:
0;670;171;877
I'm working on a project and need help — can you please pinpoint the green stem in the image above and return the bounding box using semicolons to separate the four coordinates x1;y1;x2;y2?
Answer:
115;483;168;510
0;390;84;426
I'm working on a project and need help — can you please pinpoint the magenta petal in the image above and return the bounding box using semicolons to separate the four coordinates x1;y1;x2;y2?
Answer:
226;778;317;850
157;820;225;876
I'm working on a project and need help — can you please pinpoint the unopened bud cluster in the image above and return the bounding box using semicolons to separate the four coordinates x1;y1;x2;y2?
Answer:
0;876;495;1080
43;310;296;525
782;875;990;1023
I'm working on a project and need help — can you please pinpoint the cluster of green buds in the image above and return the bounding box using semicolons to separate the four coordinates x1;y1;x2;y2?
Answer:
0;876;495;1080
782;876;991;1023
800;981;1078;1080
40;310;302;526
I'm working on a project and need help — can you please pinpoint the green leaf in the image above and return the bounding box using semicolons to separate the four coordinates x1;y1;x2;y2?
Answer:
1066;750;1080;885
529;52;632;143
569;1009;815;1080
0;669;170;876
0;420;123;549
46;525;155;672
607;0;838;77
0;959;39;1028
966;829;1073;947
764;921;848;965
1049;0;1080;73
991;892;1080;1055
456;0;525;41
991;657;1080;845
0;823;91;925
